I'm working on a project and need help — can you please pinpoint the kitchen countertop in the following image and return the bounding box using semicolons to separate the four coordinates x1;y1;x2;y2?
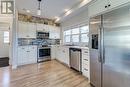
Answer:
51;45;89;50
19;45;89;50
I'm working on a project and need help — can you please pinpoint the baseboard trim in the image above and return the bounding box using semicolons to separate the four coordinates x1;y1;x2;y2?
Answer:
12;65;17;69
55;59;70;68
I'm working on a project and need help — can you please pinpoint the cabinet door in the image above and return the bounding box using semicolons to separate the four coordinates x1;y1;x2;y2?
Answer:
18;22;28;38
49;26;60;39
109;0;130;9
54;27;60;39
36;24;44;31
28;23;36;38
18;47;23;65
43;25;50;32
88;0;108;17
51;46;56;59
56;46;62;61
28;46;37;63
63;47;69;66
18;46;28;65
49;25;55;39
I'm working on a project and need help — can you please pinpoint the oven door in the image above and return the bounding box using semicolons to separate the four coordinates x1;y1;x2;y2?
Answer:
38;47;51;62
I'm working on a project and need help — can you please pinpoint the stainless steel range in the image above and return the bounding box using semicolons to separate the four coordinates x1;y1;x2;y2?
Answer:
37;45;51;62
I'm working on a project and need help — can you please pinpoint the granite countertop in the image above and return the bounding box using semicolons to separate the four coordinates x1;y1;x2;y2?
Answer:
52;45;89;50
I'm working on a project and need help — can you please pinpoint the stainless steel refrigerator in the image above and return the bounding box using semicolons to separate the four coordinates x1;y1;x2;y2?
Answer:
89;3;130;87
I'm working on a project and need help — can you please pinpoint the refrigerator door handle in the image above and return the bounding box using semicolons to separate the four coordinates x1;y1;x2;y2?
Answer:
98;26;102;62
102;26;105;64
102;47;105;63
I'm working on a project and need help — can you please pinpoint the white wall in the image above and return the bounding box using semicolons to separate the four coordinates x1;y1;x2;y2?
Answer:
0;24;10;58
0;16;13;65
61;6;89;44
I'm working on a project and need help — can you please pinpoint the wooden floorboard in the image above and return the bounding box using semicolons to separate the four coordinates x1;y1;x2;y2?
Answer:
0;60;91;87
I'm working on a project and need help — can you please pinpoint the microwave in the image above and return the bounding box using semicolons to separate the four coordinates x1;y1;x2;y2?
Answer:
37;32;49;39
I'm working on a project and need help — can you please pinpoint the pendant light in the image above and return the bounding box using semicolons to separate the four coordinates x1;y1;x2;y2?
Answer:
37;0;42;15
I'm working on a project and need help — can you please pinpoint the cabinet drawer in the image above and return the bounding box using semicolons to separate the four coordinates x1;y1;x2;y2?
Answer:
83;69;89;78
82;54;89;60
82;50;89;56
82;63;89;69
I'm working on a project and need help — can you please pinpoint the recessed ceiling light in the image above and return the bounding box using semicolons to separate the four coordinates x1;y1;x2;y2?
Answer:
65;10;72;16
55;17;60;22
26;10;30;13
64;9;69;12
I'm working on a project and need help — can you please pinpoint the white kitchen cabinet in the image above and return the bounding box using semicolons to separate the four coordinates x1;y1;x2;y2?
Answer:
82;48;90;80
18;21;36;38
36;24;49;32
18;21;29;38
88;0;107;17
36;24;44;31
51;45;57;59
28;23;36;38
88;0;130;17
55;46;69;66
28;46;37;63
49;25;60;39
56;46;62;62
18;46;28;65
17;46;37;66
61;47;70;66
108;0;130;10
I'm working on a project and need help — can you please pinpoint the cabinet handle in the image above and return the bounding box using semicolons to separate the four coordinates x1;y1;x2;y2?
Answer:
84;59;88;61
84;51;88;53
108;4;111;7
105;5;108;8
84;68;88;71
63;50;65;53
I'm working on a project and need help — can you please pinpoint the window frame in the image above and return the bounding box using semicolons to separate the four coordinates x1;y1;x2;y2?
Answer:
63;25;89;44
3;31;9;44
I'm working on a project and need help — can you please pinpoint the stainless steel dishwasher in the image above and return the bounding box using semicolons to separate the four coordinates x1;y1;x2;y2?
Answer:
70;48;81;72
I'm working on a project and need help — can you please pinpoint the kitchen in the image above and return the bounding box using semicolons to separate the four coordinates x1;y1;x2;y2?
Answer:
15;0;91;80
0;0;130;87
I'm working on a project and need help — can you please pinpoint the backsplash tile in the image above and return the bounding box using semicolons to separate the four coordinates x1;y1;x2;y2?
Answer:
18;38;60;46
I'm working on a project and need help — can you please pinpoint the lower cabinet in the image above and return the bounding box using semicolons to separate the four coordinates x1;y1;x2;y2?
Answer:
82;48;90;80
51;46;57;59
17;46;37;66
55;46;70;66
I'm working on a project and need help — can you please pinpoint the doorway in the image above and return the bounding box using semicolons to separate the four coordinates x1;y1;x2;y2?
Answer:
0;24;10;67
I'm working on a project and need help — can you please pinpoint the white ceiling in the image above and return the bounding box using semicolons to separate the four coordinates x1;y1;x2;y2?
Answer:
16;0;82;20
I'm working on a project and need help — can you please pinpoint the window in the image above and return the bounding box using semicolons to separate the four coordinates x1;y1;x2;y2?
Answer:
65;35;71;43
63;25;89;44
65;30;71;35
81;26;89;33
72;28;80;43
72;35;79;42
81;34;89;42
80;26;89;43
4;31;9;43
64;30;71;43
72;28;79;34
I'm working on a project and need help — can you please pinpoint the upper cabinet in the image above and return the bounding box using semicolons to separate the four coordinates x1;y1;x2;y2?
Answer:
36;24;50;32
108;0;130;9
18;21;36;38
49;25;60;39
88;0;130;17
18;21;60;39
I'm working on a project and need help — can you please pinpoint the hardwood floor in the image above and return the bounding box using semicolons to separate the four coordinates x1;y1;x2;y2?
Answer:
0;60;91;87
